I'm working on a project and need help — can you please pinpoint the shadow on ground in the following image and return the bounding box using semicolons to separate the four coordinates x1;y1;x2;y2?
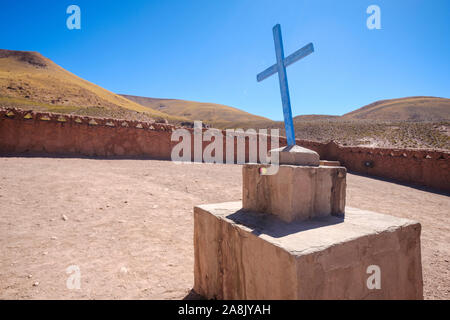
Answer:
183;289;205;300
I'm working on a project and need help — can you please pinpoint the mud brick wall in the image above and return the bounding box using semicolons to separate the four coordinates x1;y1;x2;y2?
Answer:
0;108;174;159
1;107;449;192
323;142;449;193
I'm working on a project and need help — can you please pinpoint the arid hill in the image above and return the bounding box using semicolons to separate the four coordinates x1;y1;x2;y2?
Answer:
293;114;339;121
0;49;182;122
263;97;450;150
121;94;270;128
0;49;269;126
342;96;450;121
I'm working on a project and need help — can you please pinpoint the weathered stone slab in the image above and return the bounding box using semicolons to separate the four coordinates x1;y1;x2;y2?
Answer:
194;202;423;300
270;145;320;166
243;164;346;223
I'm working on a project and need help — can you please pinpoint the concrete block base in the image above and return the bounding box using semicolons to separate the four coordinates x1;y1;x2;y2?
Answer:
194;202;423;300
243;164;347;223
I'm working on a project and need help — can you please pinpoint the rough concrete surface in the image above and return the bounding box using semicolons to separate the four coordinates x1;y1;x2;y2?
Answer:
243;164;346;222
194;202;423;299
269;145;320;166
0;157;448;299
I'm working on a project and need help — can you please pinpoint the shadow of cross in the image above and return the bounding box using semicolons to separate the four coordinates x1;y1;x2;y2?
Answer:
257;24;314;146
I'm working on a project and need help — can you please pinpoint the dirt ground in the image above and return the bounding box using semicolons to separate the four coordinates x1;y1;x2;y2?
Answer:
0;157;448;300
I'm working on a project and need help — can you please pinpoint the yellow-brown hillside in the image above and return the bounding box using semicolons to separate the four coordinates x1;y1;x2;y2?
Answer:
342;96;450;121
121;94;270;128
0;49;182;122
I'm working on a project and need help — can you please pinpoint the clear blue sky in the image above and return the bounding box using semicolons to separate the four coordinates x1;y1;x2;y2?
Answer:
1;0;449;120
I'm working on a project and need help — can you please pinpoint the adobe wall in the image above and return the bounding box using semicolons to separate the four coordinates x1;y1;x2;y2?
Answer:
0;108;174;159
1;107;448;192
323;142;449;193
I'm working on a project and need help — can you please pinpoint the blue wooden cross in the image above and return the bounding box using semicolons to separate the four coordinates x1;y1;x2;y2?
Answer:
257;24;314;146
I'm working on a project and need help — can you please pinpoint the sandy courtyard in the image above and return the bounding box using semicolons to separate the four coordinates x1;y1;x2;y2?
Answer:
0;157;448;300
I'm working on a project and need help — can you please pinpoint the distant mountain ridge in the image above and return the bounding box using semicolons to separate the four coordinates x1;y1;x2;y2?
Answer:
120;94;270;127
341;96;450;121
292;97;450;122
293;114;339;121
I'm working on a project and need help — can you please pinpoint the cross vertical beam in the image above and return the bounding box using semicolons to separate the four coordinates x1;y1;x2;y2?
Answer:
272;24;296;146
257;24;314;147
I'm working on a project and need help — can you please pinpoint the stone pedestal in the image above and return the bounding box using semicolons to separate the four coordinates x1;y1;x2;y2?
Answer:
193;145;423;299
243;164;346;223
193;202;423;300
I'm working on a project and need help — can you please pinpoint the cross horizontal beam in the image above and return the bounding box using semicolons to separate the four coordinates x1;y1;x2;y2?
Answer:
256;42;314;82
